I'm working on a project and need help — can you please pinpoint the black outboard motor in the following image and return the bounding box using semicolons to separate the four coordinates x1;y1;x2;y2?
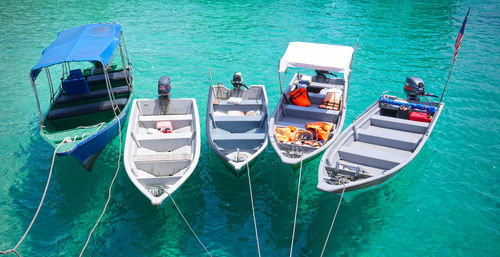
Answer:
158;75;172;114
231;72;247;90
314;70;336;83
158;75;171;100
404;77;437;101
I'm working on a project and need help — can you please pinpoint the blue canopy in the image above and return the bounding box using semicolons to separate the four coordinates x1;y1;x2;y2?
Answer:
30;23;122;80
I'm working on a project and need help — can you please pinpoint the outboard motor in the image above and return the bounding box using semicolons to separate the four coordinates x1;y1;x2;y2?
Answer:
158;75;171;100
404;77;437;101
158;75;172;114
314;70;336;83
231;72;247;90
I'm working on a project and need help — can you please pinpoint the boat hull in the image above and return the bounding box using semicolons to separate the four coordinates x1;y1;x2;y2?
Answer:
57;100;131;170
124;98;201;205
317;96;444;194
206;84;269;176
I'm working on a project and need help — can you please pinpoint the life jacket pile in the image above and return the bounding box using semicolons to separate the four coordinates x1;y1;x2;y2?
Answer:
289;87;311;107
275;126;299;143
306;122;334;141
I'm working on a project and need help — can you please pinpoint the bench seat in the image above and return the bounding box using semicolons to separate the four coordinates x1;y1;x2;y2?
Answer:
370;115;429;134
55;86;130;105
215;99;263;105
212;132;266;141
47;98;128;120
86;70;130;85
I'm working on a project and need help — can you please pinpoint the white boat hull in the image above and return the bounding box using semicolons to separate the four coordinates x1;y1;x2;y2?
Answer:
124;98;201;205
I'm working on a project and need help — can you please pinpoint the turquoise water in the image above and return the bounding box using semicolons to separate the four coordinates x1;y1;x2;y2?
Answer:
1;0;499;256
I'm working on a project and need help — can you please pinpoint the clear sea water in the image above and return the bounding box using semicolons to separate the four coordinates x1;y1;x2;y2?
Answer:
0;0;498;256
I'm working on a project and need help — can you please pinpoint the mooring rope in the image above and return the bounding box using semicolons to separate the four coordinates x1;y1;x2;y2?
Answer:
0;138;70;257
166;192;213;257
79;116;122;257
79;70;122;255
319;184;346;257
289;159;303;257
247;163;261;257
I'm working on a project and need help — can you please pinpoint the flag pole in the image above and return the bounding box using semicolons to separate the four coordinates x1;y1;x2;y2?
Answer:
439;59;456;103
439;7;470;104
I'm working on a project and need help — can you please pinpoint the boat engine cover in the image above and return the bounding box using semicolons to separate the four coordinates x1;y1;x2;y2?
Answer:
404;77;425;101
231;72;247;89
158;75;171;97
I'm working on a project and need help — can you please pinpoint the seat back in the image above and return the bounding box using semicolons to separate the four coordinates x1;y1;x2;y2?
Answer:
63;69;89;95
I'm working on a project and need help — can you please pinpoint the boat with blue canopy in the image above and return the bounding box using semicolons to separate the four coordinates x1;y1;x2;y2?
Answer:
29;23;134;170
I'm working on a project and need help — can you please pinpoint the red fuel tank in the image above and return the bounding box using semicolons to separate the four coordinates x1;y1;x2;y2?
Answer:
409;111;432;123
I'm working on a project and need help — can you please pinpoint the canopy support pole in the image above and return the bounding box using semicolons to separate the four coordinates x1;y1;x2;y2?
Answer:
120;33;134;91
118;42;131;90
45;68;54;104
278;60;283;94
120;33;132;67
29;76;43;132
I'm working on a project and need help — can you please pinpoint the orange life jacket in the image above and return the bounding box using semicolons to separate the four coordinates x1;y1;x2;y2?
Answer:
306;122;333;141
289;87;311;107
275;126;299;143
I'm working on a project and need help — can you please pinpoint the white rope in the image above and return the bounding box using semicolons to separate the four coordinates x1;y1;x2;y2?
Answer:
166;192;213;257
80;45;130;255
247;163;261;257
289;159;303;257
76;122;106;141
79;112;122;256
75;122;106;130
319;184;346;257
0;139;70;257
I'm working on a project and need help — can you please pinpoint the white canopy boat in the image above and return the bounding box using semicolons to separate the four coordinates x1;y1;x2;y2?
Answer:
317;77;444;193
124;76;200;205
269;42;357;165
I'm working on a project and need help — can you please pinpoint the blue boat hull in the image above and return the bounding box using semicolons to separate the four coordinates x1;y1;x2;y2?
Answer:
58;101;131;170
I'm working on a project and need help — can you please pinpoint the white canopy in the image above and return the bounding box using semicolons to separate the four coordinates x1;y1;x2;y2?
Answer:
278;42;355;73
